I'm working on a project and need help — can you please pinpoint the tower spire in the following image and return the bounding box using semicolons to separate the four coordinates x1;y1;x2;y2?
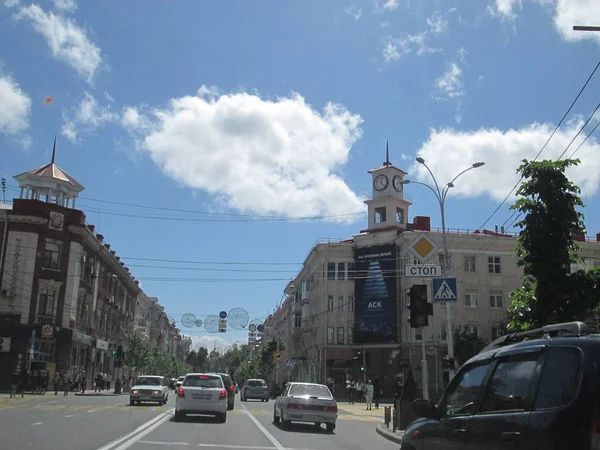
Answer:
51;135;57;164
384;140;391;167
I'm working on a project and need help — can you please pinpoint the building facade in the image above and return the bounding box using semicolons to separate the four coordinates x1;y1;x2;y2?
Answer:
265;155;600;399
0;150;187;390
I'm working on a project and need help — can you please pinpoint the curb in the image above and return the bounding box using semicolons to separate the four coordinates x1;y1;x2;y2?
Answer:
375;422;404;445
74;393;128;396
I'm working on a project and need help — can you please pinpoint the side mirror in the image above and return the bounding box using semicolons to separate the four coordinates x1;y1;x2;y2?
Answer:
413;399;441;420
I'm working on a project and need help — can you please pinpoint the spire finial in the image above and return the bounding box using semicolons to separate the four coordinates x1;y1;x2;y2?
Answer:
384;140;391;167
51;135;57;164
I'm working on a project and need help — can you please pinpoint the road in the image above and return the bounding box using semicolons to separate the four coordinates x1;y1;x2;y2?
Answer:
0;392;399;450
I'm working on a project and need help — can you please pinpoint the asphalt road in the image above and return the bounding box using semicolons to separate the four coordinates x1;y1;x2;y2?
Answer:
0;392;398;450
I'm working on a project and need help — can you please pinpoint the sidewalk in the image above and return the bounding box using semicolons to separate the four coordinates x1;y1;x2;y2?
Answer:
337;402;389;419
74;391;128;396
375;422;404;445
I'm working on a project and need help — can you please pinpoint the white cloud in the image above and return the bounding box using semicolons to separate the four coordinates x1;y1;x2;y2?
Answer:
4;0;20;7
433;63;464;100
383;33;440;62
122;86;366;221
382;0;400;10
488;0;522;21
344;6;362;20
543;0;600;44
427;11;448;34
191;335;231;351
53;0;77;13
14;4;102;82
0;71;32;136
410;119;600;203
61;92;118;142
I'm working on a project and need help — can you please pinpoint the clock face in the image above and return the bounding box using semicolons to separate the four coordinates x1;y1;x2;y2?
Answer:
393;175;403;192
374;174;388;191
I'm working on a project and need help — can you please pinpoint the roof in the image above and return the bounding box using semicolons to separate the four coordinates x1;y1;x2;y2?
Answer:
14;162;84;190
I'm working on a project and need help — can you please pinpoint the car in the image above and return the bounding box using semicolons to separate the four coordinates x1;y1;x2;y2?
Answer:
241;378;270;402
175;373;228;423
213;373;236;410
175;376;185;390
129;375;170;406
401;321;600;450
273;382;337;432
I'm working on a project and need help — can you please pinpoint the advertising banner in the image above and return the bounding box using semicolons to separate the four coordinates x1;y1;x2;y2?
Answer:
353;244;397;344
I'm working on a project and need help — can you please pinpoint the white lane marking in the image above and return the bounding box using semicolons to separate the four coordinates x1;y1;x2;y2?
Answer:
95;410;173;450
32;422;44;426
137;442;189;446
111;412;172;450
238;403;285;450
65;415;74;418
88;410;97;412
197;444;275;449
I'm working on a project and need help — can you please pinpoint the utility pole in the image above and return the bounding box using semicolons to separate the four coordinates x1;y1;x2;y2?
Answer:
573;26;600;32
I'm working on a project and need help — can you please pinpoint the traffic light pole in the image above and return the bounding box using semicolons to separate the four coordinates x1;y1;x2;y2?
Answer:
420;328;429;400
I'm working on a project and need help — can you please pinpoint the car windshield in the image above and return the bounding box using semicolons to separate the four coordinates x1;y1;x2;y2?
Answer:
247;380;266;387
183;375;223;388
289;384;332;398
135;377;162;386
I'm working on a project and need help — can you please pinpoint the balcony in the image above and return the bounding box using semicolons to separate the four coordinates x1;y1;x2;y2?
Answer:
35;314;57;325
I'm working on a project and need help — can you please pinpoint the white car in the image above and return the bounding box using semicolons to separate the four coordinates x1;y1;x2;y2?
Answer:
175;373;228;423
175;376;185;390
130;375;170;406
273;382;338;432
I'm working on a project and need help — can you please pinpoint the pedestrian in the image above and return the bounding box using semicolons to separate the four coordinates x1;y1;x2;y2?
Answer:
10;371;19;398
365;379;374;411
373;377;381;409
356;380;364;403
346;380;356;404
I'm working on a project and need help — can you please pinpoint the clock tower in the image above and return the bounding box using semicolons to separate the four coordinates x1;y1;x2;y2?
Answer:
364;142;412;231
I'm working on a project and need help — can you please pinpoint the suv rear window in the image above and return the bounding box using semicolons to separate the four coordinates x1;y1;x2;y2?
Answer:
289;384;332;398
183;375;223;388
247;380;267;387
220;374;232;385
534;346;582;409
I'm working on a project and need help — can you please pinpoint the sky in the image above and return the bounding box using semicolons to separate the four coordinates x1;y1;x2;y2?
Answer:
2;0;600;350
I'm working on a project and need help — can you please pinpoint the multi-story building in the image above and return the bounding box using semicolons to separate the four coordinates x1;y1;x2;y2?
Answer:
0;147;186;390
265;153;600;399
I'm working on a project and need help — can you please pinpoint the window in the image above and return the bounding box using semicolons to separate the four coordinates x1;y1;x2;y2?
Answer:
347;327;353;345
480;353;540;413
442;362;493;417
348;295;355;312
337;262;345;280
289;384;332;398
337;327;344;345
491;326;504;340
338;296;344;311
465;325;480;336
465;291;479;308
183;375;223;388
327;262;336;280
374;207;386;223
38;289;56;316
535;347;582;409
440;325;447;341
489;291;503;308
414;328;423;341
464;256;476;272
488;256;501;274
327;326;334;344
347;263;355;280
293;313;301;328
43;241;61;269
327;295;334;311
135;376;165;386
396;208;404;223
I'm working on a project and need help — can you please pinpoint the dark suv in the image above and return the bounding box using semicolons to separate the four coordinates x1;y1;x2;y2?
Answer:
215;373;235;411
401;321;600;450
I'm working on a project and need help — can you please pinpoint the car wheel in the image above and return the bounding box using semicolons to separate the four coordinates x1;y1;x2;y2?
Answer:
129;400;135;406
314;422;321;428
273;408;280;425
326;423;335;433
265;398;269;403
217;412;227;423
174;410;184;421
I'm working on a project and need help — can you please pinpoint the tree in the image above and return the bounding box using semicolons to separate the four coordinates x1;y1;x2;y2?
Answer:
453;326;487;366
186;347;209;372
507;158;600;330
123;331;154;373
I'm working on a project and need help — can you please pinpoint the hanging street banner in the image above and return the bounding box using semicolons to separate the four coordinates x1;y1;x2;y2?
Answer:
353;244;398;344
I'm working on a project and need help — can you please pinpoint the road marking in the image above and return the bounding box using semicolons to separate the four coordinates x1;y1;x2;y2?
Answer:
197;444;275;449
32;422;44;426
239;403;284;450
111;412;172;450
65;415;74;418
137;442;189;446
88;410;97;412
95;410;172;450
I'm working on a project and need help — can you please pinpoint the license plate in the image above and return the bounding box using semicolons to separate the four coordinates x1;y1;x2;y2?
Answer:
303;415;320;421
193;394;211;400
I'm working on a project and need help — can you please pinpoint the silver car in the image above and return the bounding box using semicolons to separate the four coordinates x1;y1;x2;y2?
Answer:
175;373;228;423
273;382;337;432
241;379;270;402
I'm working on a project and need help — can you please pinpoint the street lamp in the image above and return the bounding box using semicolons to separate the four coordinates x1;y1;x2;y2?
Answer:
573;26;600;32
401;159;485;383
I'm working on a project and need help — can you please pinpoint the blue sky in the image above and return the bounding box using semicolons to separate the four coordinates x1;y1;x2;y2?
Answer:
2;0;600;349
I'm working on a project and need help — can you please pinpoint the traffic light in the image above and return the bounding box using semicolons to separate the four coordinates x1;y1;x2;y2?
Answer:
408;284;433;328
442;356;456;370
360;366;364;371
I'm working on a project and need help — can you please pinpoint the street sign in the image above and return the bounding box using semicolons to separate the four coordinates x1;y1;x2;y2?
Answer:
285;358;294;367
432;277;458;302
405;265;442;277
272;351;284;363
426;346;436;357
407;233;440;263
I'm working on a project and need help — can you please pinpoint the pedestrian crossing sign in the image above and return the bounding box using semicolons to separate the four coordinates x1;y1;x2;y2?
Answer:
432;277;458;302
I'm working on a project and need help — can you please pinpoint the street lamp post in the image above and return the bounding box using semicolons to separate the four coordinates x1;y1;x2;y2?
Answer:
401;159;485;384
573;26;600;32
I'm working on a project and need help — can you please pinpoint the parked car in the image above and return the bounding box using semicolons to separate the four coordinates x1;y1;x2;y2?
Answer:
213;373;236;410
175;373;228;423
400;321;600;450
175;376;185;390
129;375;170;406
273;382;337;432
241;379;270;402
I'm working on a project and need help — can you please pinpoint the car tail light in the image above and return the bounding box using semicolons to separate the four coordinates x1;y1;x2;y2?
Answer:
288;403;302;409
177;387;185;398
219;389;227;400
325;405;337;413
230;385;235;392
590;419;600;450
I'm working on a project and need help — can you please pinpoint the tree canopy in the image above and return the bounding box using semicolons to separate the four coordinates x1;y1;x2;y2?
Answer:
507;159;600;330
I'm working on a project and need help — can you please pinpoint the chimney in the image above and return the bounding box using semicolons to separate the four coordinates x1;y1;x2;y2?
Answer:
575;232;586;242
135;280;139;285
115;256;120;261
87;224;95;233
96;234;104;243
110;250;116;256
104;244;111;250
596;232;600;242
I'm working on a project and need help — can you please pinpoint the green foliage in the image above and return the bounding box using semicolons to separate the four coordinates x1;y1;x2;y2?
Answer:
453;326;487;365
231;338;284;382
508;158;600;330
186;347;209;372
402;366;418;401
122;331;191;378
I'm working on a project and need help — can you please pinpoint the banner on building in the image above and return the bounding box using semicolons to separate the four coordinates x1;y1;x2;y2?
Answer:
353;244;397;344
